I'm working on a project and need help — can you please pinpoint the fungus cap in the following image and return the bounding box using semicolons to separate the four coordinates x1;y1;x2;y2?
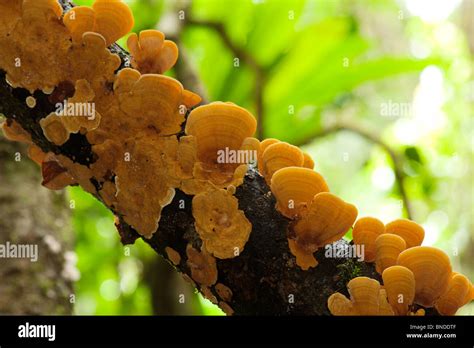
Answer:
435;273;471;315
378;289;395;316
127;30;179;74
260;142;304;183
92;0;134;46
397;246;452;307
289;192;357;270
302;152;315;169
165;247;181;266
185;102;257;164
270;167;329;219
41;157;76;190
385;219;424;248
186;245;218;287
327;292;355;316
352;217;385;262
375;233;406;274
192;188;252;259
293;192;358;248
215;283;233;302
63;6;96;43
382;265;415;315
257;138;279;173
1;120;31;143
347;277;381;315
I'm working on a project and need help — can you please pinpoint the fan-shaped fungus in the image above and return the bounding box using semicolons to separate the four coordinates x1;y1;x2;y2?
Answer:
382;265;415;315
385;219;424;249
260;142;304;184
192;188;252;259
289;192;357;270
127;30;178;74
1;120;32;143
397;246;452;307
215;283;233;302
270;167;329;219
302;152;315;169
352;217;385;262
184;102;256;192
165;247;181;266
41;154;76;190
328;277;392;316
92;0;134;46
186;245;218;287
63;6;96;43
435;273;471;315
375;233;406;274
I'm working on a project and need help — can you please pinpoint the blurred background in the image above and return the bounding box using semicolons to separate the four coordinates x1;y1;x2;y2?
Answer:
1;0;472;315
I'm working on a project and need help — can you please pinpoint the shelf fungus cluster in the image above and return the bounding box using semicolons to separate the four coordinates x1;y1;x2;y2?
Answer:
0;0;472;317
329;231;474;315
0;0;253;315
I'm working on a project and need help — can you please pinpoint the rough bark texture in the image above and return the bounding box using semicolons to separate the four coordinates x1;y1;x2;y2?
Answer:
0;137;74;314
0;0;387;315
0;64;379;313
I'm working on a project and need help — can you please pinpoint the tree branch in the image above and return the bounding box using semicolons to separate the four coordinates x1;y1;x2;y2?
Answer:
295;123;413;220
0;0;433;316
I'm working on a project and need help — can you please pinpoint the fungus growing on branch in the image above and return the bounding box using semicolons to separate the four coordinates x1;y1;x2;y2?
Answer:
192;188;252;259
382;265;415;315
186;245;218;287
1;120;32;143
260;142;304;184
397;246;452;307
328;277;393;316
114;134;180;238
183;102;256;193
385;219;424;248
165;247;181;266
215;283;233;302
375;233;406;274
270;167;329;219
352;217;385;262
41;154;77;190
127;30;178;74
289;192;357;270
435;273;471;315
64;0;134;47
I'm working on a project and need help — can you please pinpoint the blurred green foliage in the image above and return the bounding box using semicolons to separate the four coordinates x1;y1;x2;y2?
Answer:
71;0;473;315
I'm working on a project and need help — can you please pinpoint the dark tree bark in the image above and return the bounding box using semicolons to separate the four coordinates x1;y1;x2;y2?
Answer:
0;137;74;314
0;0;411;316
0;67;380;314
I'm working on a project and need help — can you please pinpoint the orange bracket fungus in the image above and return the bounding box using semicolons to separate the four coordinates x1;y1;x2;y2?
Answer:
64;0;134;46
186;245;218;287
397;246;452;308
192;188;251;259
260;142;304;184
165;247;181;266
270;167;329;219
1;0;472;317
215;283;233;302
183;102;256;194
375;233;406;274
382;265;415;315
385;219;425;248
435;273;472;315
289;192;357;270
352;217;385;262
127;30;178;74
328;277;393;316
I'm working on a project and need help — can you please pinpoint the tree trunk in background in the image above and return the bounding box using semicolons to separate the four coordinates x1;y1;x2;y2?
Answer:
0;136;73;314
144;256;203;315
